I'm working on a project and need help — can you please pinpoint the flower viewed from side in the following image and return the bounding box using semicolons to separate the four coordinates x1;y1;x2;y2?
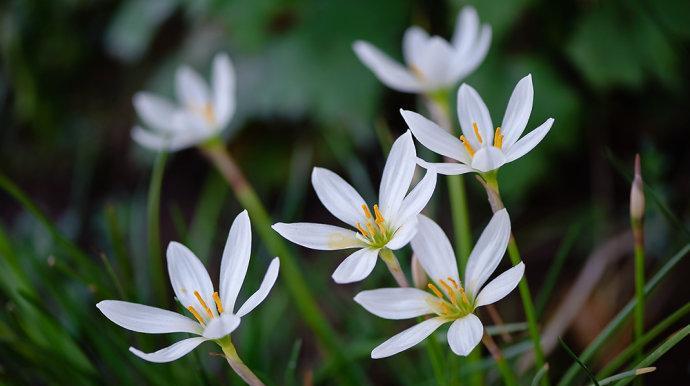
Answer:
132;52;236;152
402;74;555;174
272;131;437;284
97;211;279;363
353;6;491;94
354;209;524;358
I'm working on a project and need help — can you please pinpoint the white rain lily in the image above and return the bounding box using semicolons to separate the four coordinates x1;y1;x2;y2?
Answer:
353;6;491;94
132;52;236;152
354;209;524;358
402;74;555;174
272;131;436;284
97;210;279;363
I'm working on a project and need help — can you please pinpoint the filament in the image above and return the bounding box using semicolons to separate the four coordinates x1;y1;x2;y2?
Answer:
187;306;205;325
472;122;483;144
194;291;214;318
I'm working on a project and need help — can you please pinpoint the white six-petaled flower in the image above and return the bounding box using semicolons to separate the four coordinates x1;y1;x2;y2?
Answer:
132;52;236;152
402;74;555;174
353;6;491;94
354;209;524;358
272;131;436;284
97;210;279;363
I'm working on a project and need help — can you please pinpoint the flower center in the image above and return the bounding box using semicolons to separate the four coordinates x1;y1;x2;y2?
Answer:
459;122;503;157
189;102;216;126
187;291;224;325
355;204;391;248
409;63;426;80
427;277;475;319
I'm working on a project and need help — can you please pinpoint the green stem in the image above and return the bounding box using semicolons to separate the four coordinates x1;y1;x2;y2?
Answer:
479;173;549;386
482;332;519;386
379;248;409;287
632;218;645;375
199;139;363;386
218;338;265;386
146;152;167;303
421;317;447;386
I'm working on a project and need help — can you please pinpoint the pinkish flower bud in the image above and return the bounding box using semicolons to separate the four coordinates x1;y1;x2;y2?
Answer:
630;154;645;221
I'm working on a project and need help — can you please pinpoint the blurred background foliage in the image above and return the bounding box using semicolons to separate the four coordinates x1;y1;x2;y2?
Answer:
0;0;689;384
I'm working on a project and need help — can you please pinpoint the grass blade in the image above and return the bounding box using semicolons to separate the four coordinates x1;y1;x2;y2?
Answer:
559;337;600;386
146;151;167;303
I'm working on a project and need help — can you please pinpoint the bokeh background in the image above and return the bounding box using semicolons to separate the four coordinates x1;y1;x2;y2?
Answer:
1;0;689;384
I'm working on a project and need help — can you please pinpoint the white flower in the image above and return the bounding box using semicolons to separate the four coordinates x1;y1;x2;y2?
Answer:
272;131;436;284
353;6;491;93
354;209;524;358
97;211;279;363
402;74;555;174
132;52;236;152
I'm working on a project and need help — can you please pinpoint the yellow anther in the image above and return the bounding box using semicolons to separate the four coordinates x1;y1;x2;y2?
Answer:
459;287;470;305
447;277;460;290
187;306;205;325
213;292;224;314
472;122;483;144
409;64;425;79
366;223;377;237
194;291;214;318
202;103;215;124
428;283;444;299
440;302;450;314
373;204;385;224
494;127;503;149
356;222;369;238
439;280;456;304
361;204;372;219
460;135;475;157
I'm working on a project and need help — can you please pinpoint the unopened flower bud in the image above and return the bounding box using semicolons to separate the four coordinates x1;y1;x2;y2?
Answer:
411;254;428;289
630;154;645;222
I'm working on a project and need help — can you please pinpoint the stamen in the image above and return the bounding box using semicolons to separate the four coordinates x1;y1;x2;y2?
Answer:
472;122;483;144
428;283;444;299
187;306;205;325
460;135;475;157
213;292;224;314
356;222;369;238
373;204;385;224
494;127;503;149
365;223;377;237
376;221;386;234
447;277;459;289
361;204;372;219
439;280;456;304
409;64;425;79
459;287;470;305
440;302;450;314
194;291;214;318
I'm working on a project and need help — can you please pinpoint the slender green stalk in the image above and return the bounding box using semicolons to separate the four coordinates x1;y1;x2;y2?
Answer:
146;152;167;303
479;173;548;385
424;331;448;386
482;332;519;386
558;244;690;386
630;154;646;378
531;364;550;386
199;139;364;386
588;368;656;386
218;337;265;386
612;325;690;386
598;301;690;378
379;248;409;287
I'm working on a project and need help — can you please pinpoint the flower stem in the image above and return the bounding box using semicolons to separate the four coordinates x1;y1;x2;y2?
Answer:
630;155;646;382
199;139;364;386
482;332;518;386
218;338;265;386
379;248;409;287
147;151;167;303
478;173;549;386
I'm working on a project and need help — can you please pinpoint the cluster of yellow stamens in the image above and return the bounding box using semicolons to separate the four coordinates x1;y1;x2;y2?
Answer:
355;204;388;245
459;122;504;157
189;102;216;126
187;290;224;325
427;277;473;318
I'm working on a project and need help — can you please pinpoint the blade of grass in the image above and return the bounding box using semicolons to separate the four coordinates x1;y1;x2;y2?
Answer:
532;364;550;386
589;368;656;386
559;337;600;386
557;243;690;386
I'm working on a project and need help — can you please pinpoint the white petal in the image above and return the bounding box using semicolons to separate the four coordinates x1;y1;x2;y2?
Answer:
402;26;429;65
447;314;483;356
394;169;437;227
452;6;479;53
353;41;422;93
379;131;416;220
448;25;491;83
272;222;361;250
219;210;252;313
417;159;473;175
505;118;554;162
332;248;379;284
129;337;207;363
410;215;460;285
412;37;455;88
131;126;169;151
236;257;280;317
167;242;215;315
354;288;435;319
311;167;367;227
97;300;201;334
386;218;418;250
501;75;534;149
202;313;241;339
133;92;181;133
401;109;469;163
371;317;447;359
475;262;524;307
211;53;236;129
457;84;493;148
175;65;210;110
470;146;507;173
464;209;511;298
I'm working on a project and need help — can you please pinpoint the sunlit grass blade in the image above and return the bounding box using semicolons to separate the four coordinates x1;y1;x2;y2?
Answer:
611;325;690;386
146;151;167;303
283;339;303;386
559;337;599;386
557;243;690;386
531;364;550;386
588;368;656;386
